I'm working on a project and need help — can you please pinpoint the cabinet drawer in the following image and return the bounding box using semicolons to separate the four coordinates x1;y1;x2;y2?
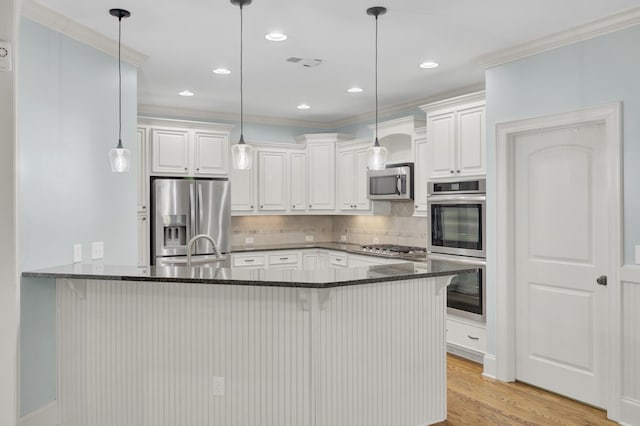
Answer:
329;253;348;267
446;318;486;353
268;252;299;266
233;254;265;267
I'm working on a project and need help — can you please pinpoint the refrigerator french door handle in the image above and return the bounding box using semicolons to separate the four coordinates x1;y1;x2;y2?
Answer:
189;183;196;237
198;183;204;237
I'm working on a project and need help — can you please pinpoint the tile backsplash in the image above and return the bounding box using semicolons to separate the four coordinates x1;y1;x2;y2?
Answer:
232;210;427;248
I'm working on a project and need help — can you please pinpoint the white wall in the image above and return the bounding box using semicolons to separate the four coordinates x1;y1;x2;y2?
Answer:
18;18;138;417
0;1;19;425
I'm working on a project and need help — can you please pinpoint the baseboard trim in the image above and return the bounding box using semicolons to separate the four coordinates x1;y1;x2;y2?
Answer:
482;353;497;379
19;401;58;426
620;397;640;426
446;343;484;364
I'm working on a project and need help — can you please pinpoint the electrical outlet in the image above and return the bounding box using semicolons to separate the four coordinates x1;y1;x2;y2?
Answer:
91;241;104;260
212;376;225;396
340;235;347;242
636;245;640;265
245;237;254;244
373;237;380;244
305;235;314;242
73;244;82;263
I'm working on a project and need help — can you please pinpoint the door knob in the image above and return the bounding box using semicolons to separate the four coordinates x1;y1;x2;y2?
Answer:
596;275;607;286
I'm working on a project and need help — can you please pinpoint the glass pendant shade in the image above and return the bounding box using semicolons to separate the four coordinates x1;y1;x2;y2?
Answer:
231;140;254;170
109;142;131;172
367;143;388;170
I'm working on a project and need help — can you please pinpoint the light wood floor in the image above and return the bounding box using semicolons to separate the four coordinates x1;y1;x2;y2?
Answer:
438;354;616;425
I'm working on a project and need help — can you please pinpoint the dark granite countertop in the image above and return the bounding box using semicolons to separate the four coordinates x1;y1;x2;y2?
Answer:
22;260;476;288
230;242;428;261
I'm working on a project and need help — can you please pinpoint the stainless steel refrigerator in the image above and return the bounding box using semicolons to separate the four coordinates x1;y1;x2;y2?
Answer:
151;177;230;265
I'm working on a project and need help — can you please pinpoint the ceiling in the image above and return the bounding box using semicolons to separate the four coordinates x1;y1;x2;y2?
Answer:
31;0;640;126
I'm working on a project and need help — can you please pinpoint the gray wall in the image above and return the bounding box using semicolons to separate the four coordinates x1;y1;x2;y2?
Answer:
19;18;138;415
484;24;640;356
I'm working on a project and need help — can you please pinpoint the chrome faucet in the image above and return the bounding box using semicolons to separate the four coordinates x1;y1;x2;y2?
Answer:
186;234;219;268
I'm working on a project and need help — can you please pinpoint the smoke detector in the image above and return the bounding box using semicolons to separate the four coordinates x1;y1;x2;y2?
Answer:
287;57;322;68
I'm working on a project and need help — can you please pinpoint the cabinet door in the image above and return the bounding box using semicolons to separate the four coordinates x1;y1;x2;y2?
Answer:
290;152;307;211
427;112;455;179
457;105;486;176
302;253;318;270
151;128;190;174
353;148;371;210
258;151;287;211
230;153;256;212
336;150;354;210
137;213;149;266
413;137;429;215
307;143;335;210
136;127;148;213
193;131;228;176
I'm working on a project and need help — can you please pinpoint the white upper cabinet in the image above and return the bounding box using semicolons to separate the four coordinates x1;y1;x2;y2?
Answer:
413;127;429;215
230;150;257;212
151;128;190;174
258;150;288;211
289;152;307;211
421;92;486;180
368;116;425;164
297;134;350;211
143;118;233;177
193;131;229;176
337;142;371;211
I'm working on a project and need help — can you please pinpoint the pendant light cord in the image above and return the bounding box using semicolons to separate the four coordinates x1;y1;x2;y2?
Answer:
117;16;123;149
374;14;379;147
239;4;244;143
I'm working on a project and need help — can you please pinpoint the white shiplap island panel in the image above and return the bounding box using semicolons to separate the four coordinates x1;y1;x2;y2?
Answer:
56;276;448;426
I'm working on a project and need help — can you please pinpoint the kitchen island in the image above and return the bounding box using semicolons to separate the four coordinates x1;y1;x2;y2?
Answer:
24;260;475;426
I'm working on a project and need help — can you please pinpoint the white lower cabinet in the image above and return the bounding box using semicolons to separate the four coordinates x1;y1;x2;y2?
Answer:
445;316;486;363
267;251;300;269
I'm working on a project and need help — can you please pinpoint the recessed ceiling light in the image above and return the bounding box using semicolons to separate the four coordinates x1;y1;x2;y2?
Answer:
179;90;194;97
419;61;439;69
213;67;231;75
297;104;311;110
265;32;287;42
347;87;363;93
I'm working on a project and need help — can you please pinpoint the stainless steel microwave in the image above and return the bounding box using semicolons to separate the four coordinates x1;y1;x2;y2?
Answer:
367;163;414;200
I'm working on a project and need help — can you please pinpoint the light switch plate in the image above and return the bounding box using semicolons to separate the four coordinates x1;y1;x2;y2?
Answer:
73;243;82;263
635;245;640;265
0;41;12;72
91;241;104;259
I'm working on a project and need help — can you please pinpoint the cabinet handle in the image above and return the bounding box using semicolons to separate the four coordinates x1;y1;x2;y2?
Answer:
142;217;146;221
279;257;289;260
456;170;461;173
309;204;312;208
196;168;200;171
467;335;479;341
244;259;255;263
142;205;146;210
450;170;454;174
292;204;296;208
260;205;263;209
250;205;254;209
415;205;418;208
184;167;188;171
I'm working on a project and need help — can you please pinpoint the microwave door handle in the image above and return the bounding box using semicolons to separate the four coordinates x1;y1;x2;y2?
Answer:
396;175;402;195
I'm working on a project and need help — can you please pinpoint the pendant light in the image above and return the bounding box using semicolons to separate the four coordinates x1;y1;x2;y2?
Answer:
108;8;131;173
366;6;388;171
230;0;254;170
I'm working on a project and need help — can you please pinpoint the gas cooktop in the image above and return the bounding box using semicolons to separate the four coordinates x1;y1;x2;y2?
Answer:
357;244;427;258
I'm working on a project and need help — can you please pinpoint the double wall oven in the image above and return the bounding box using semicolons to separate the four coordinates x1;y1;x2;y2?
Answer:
427;179;486;322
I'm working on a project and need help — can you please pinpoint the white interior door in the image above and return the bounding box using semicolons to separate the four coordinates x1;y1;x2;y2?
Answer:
514;122;608;408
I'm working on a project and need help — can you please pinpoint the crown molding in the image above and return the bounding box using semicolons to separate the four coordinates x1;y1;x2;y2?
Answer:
137;103;335;130
21;0;147;67
477;6;640;69
294;133;353;144
138;116;235;132
419;90;486;113
330;83;485;129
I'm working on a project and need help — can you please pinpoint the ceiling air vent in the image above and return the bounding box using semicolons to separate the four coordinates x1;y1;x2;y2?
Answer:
286;57;322;68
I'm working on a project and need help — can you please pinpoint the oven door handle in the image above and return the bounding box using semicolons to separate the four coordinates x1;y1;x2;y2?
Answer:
427;194;486;203
427;252;486;266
